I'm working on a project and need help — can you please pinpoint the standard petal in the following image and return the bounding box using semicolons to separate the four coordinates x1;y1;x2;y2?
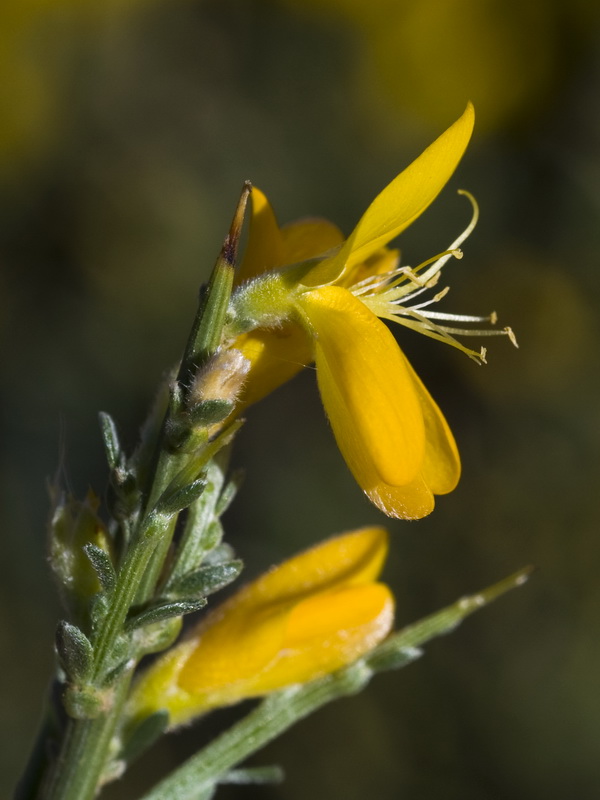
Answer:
299;286;425;487
301;103;475;287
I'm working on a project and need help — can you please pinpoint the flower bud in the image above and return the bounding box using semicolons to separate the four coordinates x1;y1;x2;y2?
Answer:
127;527;394;728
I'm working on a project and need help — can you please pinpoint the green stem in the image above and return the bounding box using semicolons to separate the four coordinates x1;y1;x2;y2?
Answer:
139;663;374;800
43;670;134;800
91;517;167;681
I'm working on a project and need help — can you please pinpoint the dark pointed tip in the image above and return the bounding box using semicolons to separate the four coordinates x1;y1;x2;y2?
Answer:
221;182;252;267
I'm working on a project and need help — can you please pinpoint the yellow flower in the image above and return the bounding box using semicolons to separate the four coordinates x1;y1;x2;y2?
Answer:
228;103;515;520
127;527;393;727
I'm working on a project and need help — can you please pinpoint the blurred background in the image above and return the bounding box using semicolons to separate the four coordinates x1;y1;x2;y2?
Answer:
2;0;599;798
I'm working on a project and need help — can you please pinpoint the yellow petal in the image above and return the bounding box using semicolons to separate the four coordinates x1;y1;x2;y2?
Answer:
404;359;461;494
243;524;389;597
281;217;344;263
237;188;345;285
298;286;425;487
368;475;435;520
239;582;394;694
315;380;435;519
233;324;313;409
236;187;285;284
301;103;475;287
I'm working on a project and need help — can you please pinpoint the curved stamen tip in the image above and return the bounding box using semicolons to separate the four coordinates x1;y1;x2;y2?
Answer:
505;327;519;348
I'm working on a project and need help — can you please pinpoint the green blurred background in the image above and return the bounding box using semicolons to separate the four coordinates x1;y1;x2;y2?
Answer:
2;0;599;797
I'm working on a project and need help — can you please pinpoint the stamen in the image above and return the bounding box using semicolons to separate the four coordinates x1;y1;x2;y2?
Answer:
405;286;451;311
410;191;479;288
417;309;496;323
350;189;514;364
386;249;462;292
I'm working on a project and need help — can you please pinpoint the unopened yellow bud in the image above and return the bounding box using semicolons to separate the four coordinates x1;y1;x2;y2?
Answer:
127;527;394;728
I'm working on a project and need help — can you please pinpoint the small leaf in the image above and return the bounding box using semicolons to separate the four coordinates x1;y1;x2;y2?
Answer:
219;766;284;785
215;470;245;516
168;560;243;599
188;399;234;427
120;710;170;764
203;541;235;566
157;477;207;516
125;598;207;632
84;544;117;592
99;411;122;470
55;621;94;681
202;520;224;554
365;644;422;672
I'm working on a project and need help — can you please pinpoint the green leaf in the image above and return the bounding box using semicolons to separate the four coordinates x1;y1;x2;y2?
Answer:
55;621;94;681
220;766;284;785
203;540;234;566
364;645;422;672
98;411;122;470
83;544;116;593
166;458;227;584
125;598;207;632
157;477;207;516
215;469;244;517
168;560;243;599
188;399;235;427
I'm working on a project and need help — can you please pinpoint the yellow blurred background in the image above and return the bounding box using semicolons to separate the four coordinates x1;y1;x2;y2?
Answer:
2;1;599;798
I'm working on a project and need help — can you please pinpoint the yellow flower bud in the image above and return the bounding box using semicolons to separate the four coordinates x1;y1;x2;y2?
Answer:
127;527;394;728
